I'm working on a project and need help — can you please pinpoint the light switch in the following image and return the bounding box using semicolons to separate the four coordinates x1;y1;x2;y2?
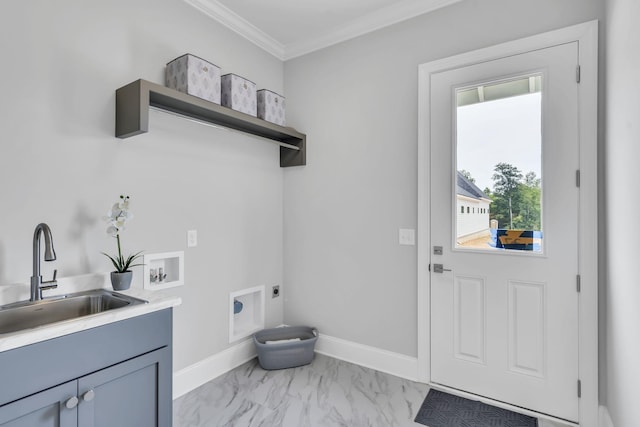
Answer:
399;228;415;246
187;230;198;247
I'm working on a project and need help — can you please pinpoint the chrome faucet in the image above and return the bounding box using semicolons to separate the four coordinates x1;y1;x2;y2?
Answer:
30;223;58;301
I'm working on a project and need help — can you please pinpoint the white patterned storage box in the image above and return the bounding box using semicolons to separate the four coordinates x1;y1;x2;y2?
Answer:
165;54;221;104
221;74;257;116
257;90;286;126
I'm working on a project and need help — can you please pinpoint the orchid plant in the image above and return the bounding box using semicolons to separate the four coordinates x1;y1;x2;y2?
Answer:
102;195;143;273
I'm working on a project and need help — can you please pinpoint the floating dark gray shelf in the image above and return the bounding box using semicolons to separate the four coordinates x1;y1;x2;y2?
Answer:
115;79;306;167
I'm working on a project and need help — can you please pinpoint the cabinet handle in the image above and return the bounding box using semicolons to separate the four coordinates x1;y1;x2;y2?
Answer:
83;390;95;402
65;396;79;409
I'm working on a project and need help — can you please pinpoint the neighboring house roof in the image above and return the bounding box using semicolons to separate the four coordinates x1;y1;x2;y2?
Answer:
457;171;491;201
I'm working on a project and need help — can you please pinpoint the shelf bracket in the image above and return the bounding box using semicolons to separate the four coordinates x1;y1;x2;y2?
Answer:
116;80;149;138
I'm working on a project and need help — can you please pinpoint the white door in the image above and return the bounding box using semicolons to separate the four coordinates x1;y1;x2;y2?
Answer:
430;42;580;422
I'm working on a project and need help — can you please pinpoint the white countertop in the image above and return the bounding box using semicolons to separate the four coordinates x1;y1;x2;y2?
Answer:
0;286;181;353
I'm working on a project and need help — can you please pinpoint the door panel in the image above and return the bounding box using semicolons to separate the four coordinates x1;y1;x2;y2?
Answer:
430;42;579;421
78;348;170;427
0;381;77;427
453;275;486;364
508;280;546;378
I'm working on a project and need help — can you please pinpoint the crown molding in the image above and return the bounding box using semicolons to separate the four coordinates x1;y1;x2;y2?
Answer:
185;0;461;61
183;0;286;60
284;0;462;60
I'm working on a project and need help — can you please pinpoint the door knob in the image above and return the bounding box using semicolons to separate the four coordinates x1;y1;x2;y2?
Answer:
433;264;452;273
83;390;95;402
65;396;79;409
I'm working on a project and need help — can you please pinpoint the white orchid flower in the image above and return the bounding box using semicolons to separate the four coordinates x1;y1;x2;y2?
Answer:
104;195;134;237
102;195;143;275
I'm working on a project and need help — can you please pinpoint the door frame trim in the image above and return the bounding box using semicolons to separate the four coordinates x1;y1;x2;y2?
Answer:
417;21;598;426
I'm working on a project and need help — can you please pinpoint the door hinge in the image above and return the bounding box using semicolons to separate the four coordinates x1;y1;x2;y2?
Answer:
577;379;582;398
428;263;431;272
576;170;581;187
576;65;581;83
577;275;581;293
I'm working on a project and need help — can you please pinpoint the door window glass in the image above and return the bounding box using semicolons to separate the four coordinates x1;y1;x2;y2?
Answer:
455;75;543;252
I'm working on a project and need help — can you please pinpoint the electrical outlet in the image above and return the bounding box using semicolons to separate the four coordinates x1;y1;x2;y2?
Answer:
272;285;280;298
187;230;198;247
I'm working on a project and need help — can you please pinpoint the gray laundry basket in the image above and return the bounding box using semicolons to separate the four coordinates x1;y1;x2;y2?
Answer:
253;326;318;370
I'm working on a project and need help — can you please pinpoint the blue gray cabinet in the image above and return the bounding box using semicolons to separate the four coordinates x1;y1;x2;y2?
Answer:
0;381;77;427
78;347;170;427
0;309;172;427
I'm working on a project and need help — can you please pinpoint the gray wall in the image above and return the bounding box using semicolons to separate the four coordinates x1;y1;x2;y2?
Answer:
0;0;285;372
604;0;640;424
283;0;605;357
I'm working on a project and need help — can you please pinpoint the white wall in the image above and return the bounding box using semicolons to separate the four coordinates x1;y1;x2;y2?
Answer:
283;0;605;357
456;197;490;240
0;0;285;372
604;0;640;424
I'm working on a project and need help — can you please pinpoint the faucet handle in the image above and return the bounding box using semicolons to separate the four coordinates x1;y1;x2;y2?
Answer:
43;269;57;285
40;270;58;297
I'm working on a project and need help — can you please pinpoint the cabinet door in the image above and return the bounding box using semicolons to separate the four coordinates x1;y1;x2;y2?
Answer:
77;347;171;427
0;381;77;427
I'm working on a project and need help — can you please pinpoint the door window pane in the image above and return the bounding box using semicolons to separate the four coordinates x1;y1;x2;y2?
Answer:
455;75;543;252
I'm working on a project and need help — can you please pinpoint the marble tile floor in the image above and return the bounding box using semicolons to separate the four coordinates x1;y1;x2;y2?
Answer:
173;353;429;427
173;353;561;427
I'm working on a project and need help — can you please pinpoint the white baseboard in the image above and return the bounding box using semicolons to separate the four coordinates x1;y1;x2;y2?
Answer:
315;333;419;382
172;338;257;399
172;331;419;400
599;406;614;427
173;334;608;427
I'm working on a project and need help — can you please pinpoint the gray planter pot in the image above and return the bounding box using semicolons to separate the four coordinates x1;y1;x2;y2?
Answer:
110;271;133;291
